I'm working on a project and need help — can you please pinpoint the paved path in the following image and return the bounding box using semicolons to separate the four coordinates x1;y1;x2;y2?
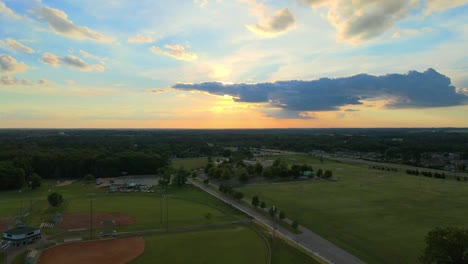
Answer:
189;179;366;264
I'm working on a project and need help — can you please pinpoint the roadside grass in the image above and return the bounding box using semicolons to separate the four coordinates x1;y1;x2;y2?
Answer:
171;157;209;170
238;154;468;264
130;225;269;264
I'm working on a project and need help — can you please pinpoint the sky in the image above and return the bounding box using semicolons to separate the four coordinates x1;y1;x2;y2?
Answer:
0;0;467;128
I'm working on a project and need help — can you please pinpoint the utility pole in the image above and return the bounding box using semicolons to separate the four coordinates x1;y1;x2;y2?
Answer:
90;198;93;238
166;195;169;232
160;194;163;225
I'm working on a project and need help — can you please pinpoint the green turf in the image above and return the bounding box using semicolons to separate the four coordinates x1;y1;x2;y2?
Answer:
64;187;241;231
171;157;209;170
130;225;269;264
271;238;320;264
238;154;468;264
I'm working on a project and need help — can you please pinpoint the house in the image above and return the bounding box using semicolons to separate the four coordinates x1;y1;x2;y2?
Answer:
2;225;41;247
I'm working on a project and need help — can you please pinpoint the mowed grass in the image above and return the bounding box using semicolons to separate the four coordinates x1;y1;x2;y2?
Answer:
171;157;209;170
130;225;269;264
238;154;468;264
64;185;242;231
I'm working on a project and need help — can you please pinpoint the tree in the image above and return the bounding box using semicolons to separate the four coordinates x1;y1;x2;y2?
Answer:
260;201;266;209
323;170;333;179
279;211;286;220
222;149;232;157
269;207;277;218
174;168;188;186
292;220;299;230
254;162;263;175
420;227;468;264
47;192;63;207
233;191;244;200
83;174;95;182
251;196;260;207
316;169;323;178
30;173;42;189
238;168;249;182
159;174;171;188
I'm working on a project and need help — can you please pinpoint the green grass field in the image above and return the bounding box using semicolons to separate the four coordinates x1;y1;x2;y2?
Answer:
238;154;468;264
131;226;269;264
64;186;241;232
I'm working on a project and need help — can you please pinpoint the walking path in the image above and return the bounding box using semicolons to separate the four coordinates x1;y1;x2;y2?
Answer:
189;179;366;264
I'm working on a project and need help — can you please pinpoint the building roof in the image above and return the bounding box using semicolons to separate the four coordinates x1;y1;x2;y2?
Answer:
3;226;39;235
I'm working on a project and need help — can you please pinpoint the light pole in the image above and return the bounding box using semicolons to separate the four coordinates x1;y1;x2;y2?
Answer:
87;193;94;238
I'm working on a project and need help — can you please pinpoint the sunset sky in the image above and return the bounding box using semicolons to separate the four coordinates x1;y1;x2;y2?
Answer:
0;0;467;128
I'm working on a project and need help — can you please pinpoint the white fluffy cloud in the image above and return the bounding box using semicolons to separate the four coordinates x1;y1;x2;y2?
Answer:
41;52;105;72
31;6;114;42
0;1;20;19
150;45;198;61
301;0;467;43
128;34;154;43
247;8;296;37
1;38;35;53
0;55;27;73
425;0;468;13
0;76;48;86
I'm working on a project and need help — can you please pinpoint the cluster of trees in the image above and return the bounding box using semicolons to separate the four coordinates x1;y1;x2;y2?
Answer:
406;169;447;179
158;167;189;188
420;227;468;264
0;161;43;191
205;159;263;182
370;166;398;172
218;184;244;200
251;195;298;230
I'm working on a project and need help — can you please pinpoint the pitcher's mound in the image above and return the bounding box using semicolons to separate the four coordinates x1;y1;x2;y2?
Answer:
39;237;144;264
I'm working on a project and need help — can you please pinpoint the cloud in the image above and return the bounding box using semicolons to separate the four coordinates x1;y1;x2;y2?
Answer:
194;0;209;8
31;6;114;42
247;8;296;37
425;0;468;13
79;50;107;64
41;52;105;71
0;54;27;73
147;89;167;93
173;69;468;115
0;1;21;19
128;34;154;43
301;0;418;43
2;38;35;53
262;109;316;119
0;76;48;85
150;44;198;61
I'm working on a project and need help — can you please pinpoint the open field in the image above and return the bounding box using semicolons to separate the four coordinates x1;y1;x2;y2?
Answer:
238;154;468;264
171;157;209;170
39;237;144;264
130;226;268;264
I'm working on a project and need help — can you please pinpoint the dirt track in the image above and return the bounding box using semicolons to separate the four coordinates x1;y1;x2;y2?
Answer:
38;237;144;264
60;212;136;230
0;217;11;232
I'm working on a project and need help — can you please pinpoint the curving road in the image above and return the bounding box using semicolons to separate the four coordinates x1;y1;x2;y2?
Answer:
189;179;366;264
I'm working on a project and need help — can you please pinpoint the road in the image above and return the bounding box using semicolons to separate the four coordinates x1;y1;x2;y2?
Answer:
189;179;366;264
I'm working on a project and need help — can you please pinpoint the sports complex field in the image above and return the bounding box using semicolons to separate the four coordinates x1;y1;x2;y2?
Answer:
0;175;317;264
238;154;468;264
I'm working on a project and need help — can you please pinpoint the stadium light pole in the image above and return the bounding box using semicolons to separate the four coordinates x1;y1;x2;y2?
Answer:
166;195;169;232
87;193;94;239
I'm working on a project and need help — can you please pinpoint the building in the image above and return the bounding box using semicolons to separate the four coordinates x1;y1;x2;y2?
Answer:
2;225;41;247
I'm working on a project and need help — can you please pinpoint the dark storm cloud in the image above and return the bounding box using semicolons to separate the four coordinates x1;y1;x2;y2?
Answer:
173;69;467;111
